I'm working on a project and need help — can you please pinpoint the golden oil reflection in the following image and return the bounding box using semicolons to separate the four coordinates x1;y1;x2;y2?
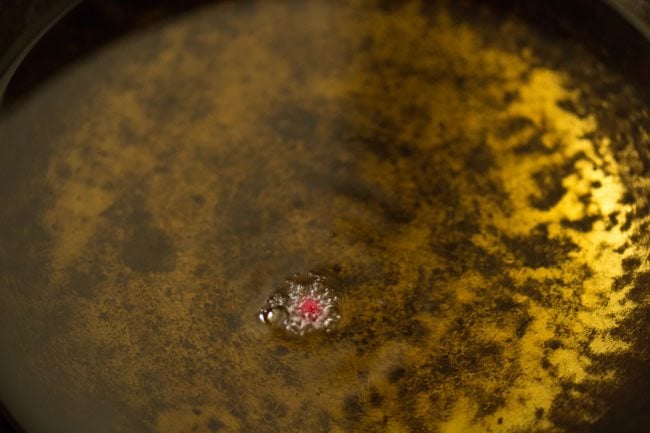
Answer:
441;70;641;432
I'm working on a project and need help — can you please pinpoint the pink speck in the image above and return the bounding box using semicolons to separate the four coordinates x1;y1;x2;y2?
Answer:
298;297;322;317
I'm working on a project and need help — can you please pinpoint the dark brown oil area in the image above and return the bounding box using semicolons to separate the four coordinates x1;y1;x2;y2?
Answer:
0;1;649;433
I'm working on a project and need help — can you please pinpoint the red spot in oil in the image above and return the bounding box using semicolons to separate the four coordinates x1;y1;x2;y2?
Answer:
259;273;340;335
297;297;322;317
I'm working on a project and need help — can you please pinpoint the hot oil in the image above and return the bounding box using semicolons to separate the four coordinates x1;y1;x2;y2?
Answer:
0;1;649;432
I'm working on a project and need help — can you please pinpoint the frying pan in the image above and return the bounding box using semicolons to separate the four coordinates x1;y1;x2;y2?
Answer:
0;1;649;432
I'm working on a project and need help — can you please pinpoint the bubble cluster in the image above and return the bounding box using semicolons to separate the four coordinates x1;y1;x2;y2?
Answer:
258;274;340;336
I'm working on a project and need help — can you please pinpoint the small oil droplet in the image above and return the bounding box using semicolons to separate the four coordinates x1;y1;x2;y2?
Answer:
258;273;340;336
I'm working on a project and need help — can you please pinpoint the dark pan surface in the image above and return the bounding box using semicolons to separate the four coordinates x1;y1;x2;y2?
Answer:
0;1;649;432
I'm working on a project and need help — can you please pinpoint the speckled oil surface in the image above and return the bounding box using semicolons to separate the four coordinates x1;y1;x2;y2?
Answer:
0;1;649;433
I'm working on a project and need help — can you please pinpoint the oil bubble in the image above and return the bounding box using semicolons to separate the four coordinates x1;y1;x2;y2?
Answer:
258;273;340;336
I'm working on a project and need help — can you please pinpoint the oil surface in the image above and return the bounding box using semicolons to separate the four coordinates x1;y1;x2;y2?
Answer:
0;1;649;433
